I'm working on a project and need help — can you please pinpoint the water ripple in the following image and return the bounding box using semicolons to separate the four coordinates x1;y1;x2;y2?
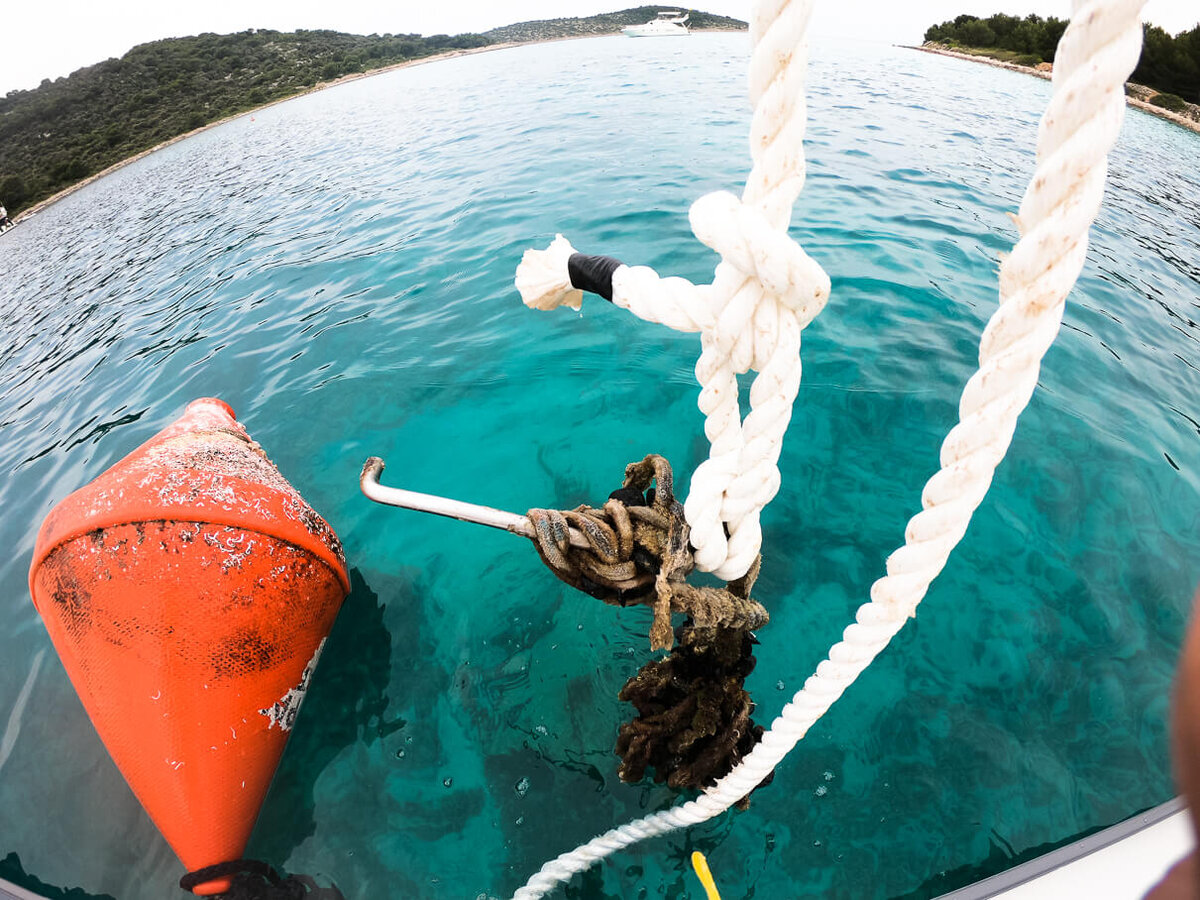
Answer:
0;34;1196;900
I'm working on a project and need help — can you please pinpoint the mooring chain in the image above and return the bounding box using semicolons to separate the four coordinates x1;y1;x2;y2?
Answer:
509;0;1146;897
526;455;768;651
515;0;830;584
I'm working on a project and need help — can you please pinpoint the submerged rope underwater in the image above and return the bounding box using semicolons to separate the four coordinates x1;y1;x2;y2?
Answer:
510;0;1147;896
525;454;775;796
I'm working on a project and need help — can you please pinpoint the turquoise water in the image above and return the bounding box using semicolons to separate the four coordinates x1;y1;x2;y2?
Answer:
1;33;1199;899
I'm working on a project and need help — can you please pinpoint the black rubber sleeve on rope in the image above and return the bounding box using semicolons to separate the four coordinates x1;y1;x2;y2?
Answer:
567;252;623;302
180;859;345;899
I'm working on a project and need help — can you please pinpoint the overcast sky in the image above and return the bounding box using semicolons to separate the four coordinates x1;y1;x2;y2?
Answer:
3;0;1197;97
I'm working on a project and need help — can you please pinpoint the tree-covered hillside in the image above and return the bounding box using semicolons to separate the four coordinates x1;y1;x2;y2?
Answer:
0;29;489;214
0;8;746;217
925;14;1200;105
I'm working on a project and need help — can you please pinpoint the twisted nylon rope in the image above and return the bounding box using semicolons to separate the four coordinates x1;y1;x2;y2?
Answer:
517;0;831;583
511;1;1145;896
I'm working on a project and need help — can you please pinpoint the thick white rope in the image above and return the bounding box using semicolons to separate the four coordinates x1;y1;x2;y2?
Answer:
516;0;830;582
510;1;1145;897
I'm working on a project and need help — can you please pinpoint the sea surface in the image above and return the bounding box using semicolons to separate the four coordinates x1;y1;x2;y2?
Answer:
1;34;1198;900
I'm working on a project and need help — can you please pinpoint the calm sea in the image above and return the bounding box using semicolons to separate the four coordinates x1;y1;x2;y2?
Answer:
1;33;1198;900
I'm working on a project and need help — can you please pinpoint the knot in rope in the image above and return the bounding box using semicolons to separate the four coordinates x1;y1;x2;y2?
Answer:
689;190;830;327
526;455;767;651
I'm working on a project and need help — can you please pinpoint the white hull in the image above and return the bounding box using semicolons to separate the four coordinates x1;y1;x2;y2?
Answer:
623;24;689;37
623;13;689;37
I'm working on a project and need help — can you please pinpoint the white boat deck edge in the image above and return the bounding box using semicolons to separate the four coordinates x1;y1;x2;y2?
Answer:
936;798;1194;900
0;800;1191;900
0;879;45;900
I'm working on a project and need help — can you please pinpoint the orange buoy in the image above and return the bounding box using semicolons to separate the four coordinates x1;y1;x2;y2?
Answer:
29;398;349;895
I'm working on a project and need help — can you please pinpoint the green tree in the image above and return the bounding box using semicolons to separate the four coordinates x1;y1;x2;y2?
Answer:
0;174;29;207
959;20;996;47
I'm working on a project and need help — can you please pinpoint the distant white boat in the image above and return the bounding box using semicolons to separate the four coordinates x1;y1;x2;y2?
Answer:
623;10;690;37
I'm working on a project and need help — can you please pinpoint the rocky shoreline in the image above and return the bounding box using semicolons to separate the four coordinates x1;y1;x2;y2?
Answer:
909;43;1200;137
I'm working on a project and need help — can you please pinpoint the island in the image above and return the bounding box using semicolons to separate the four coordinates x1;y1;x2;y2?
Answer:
0;8;747;221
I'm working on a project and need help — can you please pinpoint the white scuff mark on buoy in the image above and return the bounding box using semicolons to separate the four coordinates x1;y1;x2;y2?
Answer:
0;650;46;775
151;689;161;700
203;528;256;572
258;638;327;731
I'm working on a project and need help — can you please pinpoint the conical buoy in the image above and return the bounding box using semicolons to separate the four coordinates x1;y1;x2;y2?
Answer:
29;398;350;894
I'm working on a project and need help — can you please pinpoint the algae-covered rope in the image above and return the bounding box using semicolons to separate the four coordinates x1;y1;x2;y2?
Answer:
525;454;774;798
526;454;767;651
510;0;1146;896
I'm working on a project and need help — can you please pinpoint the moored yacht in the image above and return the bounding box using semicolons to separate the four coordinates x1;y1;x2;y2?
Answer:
623;10;690;37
